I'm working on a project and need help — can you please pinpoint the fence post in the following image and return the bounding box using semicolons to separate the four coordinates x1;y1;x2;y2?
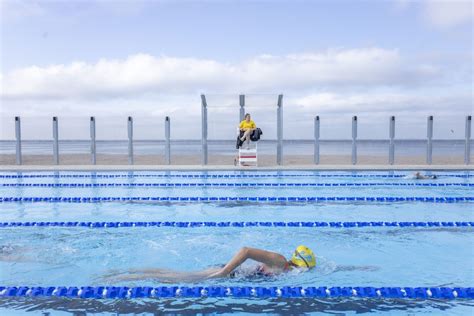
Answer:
239;95;245;122
277;94;283;165
165;116;171;165
427;116;433;165
15;117;22;165
128;116;133;165
90;117;96;165
314;116;320;164
466;115;472;165
352;116;357;165
389;116;395;165
201;94;208;165
53;117;59;165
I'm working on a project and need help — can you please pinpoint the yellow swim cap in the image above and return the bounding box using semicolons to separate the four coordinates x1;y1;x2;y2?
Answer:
291;245;316;268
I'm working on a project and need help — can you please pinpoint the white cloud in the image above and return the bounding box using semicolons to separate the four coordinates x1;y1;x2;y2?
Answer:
0;49;440;100
294;91;472;115
0;49;471;139
0;88;471;140
423;0;473;29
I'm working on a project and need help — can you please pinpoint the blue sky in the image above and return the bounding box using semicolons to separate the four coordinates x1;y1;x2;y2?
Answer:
0;0;472;139
2;1;472;69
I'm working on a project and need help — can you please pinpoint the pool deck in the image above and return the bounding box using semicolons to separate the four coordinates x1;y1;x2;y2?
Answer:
0;165;473;171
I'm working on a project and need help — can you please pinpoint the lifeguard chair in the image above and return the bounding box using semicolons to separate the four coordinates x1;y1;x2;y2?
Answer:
236;128;261;166
238;143;258;166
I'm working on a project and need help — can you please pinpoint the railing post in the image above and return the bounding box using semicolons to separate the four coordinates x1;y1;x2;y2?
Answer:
15;116;22;165
201;94;208;165
52;116;59;165
427;115;433;165
165;116;171;165
128;116;133;165
466;115;472;165
277;94;283;165
90;117;96;165
389;116;395;165
239;94;245;122
352;116;357;165
314;116;320;164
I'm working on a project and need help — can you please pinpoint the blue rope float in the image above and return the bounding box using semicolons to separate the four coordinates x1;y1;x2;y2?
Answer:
0;173;471;179
0;286;472;299
1;221;472;228
1;196;472;203
2;182;472;188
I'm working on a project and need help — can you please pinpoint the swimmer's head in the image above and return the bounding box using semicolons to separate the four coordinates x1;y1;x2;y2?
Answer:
290;245;316;269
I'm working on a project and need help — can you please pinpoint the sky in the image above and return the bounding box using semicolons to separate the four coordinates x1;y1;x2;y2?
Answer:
0;0;472;140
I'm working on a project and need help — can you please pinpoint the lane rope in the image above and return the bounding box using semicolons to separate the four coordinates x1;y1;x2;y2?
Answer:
0;173;471;179
1;221;472;228
1;196;472;203
0;286;472;299
2;182;473;188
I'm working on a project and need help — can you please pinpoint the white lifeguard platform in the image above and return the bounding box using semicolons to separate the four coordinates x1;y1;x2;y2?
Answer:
238;143;258;166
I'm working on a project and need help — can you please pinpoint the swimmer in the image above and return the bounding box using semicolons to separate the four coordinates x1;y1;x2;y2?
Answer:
103;245;316;283
0;244;33;262
413;172;438;180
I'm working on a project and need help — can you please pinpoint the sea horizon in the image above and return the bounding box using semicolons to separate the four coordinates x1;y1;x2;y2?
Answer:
1;139;471;156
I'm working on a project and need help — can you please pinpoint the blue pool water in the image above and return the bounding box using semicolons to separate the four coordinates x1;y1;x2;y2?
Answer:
0;171;473;315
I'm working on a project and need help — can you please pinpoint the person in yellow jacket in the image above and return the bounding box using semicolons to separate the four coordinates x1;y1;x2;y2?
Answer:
238;113;257;148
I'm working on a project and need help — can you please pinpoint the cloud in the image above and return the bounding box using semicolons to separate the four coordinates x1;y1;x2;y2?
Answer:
0;90;471;140
0;49;470;139
293;91;472;115
423;0;473;29
0;49;441;100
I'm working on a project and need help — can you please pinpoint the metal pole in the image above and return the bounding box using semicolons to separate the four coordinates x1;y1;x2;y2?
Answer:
165;116;171;165
277;94;283;165
352;116;357;165
201;94;208;165
465;115;472;165
90;117;96;165
15;117;22;165
389;116;395;165
427;115;433;165
239;94;245;122
128;116;133;165
314;116;320;164
52;116;59;165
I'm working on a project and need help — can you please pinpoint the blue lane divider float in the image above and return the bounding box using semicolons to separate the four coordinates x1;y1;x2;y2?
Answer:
0;286;472;299
2;182;473;188
1;221;472;228
0;173;471;179
1;196;473;203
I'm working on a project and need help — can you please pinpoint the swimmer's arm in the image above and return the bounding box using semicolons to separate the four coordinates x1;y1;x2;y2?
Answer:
210;247;287;278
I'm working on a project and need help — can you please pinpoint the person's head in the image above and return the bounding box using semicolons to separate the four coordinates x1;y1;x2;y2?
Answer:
245;113;251;122
290;245;316;269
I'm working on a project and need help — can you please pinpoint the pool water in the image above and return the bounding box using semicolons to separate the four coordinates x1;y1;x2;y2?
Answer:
0;171;473;315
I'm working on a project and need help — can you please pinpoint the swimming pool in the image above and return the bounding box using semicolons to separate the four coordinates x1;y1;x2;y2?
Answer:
0;170;473;314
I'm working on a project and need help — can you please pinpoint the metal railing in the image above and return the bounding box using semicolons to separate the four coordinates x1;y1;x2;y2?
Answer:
9;110;472;166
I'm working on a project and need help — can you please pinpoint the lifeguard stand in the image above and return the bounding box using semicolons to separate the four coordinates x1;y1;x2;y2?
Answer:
237;132;258;166
200;94;283;166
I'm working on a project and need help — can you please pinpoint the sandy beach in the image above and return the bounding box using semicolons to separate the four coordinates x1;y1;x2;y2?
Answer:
0;153;471;167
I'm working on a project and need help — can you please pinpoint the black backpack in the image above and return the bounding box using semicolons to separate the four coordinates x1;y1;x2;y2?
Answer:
250;128;263;141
